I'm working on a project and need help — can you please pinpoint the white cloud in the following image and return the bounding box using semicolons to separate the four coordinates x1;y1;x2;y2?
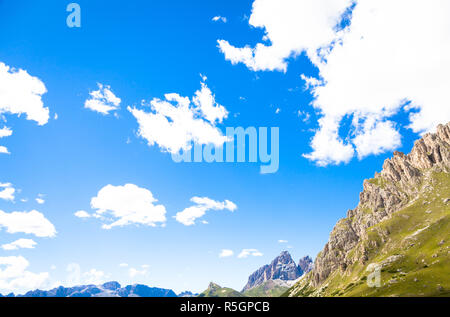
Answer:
89;184;167;229
119;263;128;267
0;127;12;138
238;249;263;259
0;182;15;201
222;0;450;165
219;249;234;258
83;268;107;285
0;62;50;125
128;79;229;154
278;239;288;243
175;197;237;226
74;210;91;218
2;238;37;251
65;263;107;286
0;209;57;238
35;197;45;205
212;16;227;23
0;62;49;154
0;256;49;293
84;83;121;115
352;119;402;159
218;0;353;72
128;267;148;278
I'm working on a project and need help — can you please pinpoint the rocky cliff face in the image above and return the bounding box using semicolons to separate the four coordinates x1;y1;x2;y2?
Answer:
298;256;314;274
242;251;303;292
310;123;450;288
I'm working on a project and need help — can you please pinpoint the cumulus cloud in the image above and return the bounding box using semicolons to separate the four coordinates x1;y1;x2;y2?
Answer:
0;62;49;153
128;266;149;278
219;249;234;258
278;239;288;244
35;194;45;205
220;0;450;165
65;263;107;286
128;79;229;155
0;209;56;238
175;197;237;226
2;239;37;251
238;249;263;259
89;184;167;229
218;0;353;72
0;256;49;293
0;62;50;125
0;182;15;201
83;268;107;285
74;210;91;219
212;16;227;23
0;127;12;138
84;83;121;115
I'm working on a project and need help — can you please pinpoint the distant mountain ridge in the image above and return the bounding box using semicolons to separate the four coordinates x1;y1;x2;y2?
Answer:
0;281;177;297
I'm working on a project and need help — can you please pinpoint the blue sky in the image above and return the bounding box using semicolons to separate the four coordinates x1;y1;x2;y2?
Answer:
0;0;448;294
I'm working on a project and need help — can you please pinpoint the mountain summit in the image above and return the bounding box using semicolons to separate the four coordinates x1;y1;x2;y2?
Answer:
241;251;312;296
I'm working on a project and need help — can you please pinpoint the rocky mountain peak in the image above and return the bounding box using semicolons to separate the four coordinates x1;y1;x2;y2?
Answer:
310;122;450;287
380;123;449;187
242;251;303;292
298;256;314;274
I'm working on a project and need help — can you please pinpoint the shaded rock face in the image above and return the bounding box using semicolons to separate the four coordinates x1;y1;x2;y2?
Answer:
311;122;450;287
242;251;302;292
298;256;314;274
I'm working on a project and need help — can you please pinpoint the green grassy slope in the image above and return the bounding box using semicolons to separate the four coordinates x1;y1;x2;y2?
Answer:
243;280;290;297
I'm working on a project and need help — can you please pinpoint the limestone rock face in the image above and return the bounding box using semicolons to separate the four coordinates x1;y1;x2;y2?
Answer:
242;251;302;292
311;122;450;287
298;256;314;274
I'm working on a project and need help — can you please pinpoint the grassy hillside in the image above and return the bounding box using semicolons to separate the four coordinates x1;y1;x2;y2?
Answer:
288;171;450;297
198;283;245;297
243;280;290;297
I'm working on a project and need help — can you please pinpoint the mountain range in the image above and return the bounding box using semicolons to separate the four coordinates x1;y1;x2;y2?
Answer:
0;281;176;298
0;251;310;298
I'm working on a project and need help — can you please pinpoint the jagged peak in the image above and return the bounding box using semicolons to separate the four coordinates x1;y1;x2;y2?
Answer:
380;122;449;184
